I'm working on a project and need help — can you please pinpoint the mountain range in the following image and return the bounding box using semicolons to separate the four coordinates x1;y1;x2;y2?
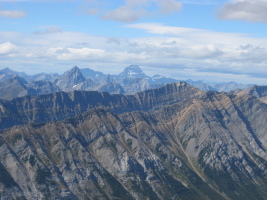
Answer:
1;65;267;199
0;65;252;100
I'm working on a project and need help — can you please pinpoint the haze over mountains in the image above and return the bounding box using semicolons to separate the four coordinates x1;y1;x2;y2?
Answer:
1;65;267;199
0;65;252;100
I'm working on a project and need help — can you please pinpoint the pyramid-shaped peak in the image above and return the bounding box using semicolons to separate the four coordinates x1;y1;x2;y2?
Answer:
0;67;16;74
119;65;148;78
69;66;80;72
126;65;141;70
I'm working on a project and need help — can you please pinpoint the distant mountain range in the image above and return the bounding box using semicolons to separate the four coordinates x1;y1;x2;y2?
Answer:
0;65;253;100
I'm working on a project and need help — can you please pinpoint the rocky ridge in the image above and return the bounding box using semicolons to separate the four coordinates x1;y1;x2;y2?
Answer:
0;81;267;199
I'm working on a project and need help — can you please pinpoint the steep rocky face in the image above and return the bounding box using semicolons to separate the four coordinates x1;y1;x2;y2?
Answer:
30;73;59;82
237;85;267;103
0;78;61;100
117;77;150;94
0;82;202;129
0;108;224;200
238;85;267;98
0;68;27;82
27;80;61;95
80;68;105;81
117;65;148;79
55;66;86;91
1;90;267;199
72;77;100;91
0;76;29;100
97;82;125;94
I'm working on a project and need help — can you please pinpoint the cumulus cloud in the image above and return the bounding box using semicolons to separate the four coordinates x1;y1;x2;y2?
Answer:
0;10;26;18
218;0;267;23
0;42;17;54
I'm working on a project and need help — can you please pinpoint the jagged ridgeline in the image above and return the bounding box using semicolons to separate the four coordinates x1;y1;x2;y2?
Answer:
1;80;267;200
0;65;252;100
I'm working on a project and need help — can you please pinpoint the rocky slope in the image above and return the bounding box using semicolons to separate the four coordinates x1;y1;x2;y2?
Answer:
237;85;267;103
55;66;86;92
1;85;267;199
0;82;202;129
0;77;60;100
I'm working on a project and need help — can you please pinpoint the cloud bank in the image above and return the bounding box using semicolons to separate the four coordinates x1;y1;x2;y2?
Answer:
0;23;267;84
218;0;267;23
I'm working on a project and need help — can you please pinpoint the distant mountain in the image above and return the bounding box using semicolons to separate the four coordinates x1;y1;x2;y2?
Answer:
0;65;256;100
30;72;59;82
117;65;148;79
186;80;215;91
27;80;61;96
149;74;177;84
0;76;29;100
72;77;100;91
0;77;60;100
119;77;150;94
0;68;27;82
55;66;86;91
211;81;251;92
80;68;105;81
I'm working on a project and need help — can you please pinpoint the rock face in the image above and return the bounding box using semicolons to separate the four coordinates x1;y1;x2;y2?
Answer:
0;76;28;100
0;77;61;100
55;66;86;91
27;80;61;96
117;65;148;78
1;83;267;199
0;68;27;82
237;85;267;103
80;68;105;81
0;82;202;129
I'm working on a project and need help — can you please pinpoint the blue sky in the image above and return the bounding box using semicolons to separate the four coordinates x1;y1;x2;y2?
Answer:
0;0;267;84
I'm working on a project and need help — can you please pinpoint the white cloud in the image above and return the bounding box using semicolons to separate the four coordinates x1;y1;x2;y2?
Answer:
33;27;63;34
100;0;182;22
0;25;267;84
47;47;106;61
0;42;17;54
0;10;26;18
102;6;147;23
218;0;267;23
158;0;182;14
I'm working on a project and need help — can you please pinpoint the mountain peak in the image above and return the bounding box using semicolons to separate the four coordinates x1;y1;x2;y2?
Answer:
0;67;16;75
119;65;148;78
80;68;104;80
55;66;86;91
